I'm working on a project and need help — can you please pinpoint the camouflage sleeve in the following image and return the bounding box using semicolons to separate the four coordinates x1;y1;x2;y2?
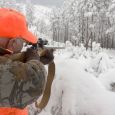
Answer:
0;58;47;108
9;59;47;96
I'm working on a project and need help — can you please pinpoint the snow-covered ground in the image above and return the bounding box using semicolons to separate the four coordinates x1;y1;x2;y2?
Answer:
28;41;115;115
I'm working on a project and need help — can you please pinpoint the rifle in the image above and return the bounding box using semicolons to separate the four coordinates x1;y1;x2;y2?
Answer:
26;39;64;110
1;38;64;61
27;38;65;50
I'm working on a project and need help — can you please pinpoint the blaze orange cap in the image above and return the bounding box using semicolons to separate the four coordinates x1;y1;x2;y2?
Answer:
0;8;37;43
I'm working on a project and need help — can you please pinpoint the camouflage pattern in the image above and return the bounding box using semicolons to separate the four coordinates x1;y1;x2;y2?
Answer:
0;56;46;109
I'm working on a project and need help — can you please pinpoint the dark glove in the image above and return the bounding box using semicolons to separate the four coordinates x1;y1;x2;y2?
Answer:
25;48;40;61
40;49;54;65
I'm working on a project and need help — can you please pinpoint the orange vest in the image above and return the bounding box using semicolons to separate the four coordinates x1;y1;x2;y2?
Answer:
0;108;28;115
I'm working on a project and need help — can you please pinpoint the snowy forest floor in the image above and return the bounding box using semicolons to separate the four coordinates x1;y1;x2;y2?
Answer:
29;41;115;115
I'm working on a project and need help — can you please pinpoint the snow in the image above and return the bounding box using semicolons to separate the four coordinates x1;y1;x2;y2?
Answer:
38;58;115;115
108;3;115;11
21;40;115;115
26;43;115;115
99;69;115;91
84;12;93;17
106;27;114;34
33;5;52;25
91;52;115;75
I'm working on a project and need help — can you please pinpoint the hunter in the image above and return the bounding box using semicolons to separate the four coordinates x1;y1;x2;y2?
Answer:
0;8;54;115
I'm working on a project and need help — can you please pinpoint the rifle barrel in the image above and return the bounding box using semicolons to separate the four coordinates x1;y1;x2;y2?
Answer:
44;46;65;49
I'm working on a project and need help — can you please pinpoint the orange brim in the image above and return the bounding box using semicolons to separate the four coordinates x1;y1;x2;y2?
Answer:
22;30;38;43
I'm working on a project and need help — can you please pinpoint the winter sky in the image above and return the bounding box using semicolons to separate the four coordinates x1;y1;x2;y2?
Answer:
18;0;64;7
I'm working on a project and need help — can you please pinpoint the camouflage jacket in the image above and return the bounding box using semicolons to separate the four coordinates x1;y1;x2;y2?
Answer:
0;55;46;109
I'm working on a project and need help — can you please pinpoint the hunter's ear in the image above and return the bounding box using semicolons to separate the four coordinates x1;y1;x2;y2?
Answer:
7;38;24;53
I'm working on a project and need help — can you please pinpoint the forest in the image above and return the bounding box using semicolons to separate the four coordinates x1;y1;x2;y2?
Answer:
1;0;115;49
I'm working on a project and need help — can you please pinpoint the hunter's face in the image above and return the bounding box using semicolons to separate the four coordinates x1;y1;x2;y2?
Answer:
0;38;24;53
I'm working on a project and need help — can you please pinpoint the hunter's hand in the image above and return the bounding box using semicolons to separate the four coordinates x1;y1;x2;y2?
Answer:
40;49;54;65
25;48;40;61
